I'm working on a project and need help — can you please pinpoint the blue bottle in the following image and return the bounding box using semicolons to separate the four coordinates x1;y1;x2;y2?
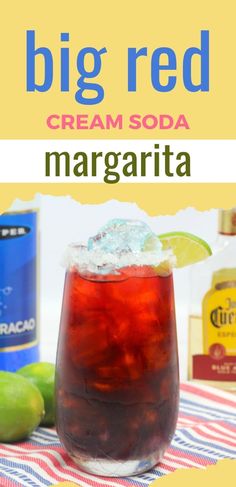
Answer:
0;210;39;371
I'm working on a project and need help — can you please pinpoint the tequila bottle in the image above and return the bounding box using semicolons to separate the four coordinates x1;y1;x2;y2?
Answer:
188;208;236;392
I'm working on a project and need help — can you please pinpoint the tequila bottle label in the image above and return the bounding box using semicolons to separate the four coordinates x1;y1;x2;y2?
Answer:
192;279;236;381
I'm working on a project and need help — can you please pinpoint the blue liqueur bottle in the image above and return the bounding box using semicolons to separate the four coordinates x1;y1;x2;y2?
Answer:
0;210;39;371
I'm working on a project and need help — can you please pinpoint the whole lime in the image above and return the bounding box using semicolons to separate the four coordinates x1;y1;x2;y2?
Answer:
17;362;55;426
0;371;44;442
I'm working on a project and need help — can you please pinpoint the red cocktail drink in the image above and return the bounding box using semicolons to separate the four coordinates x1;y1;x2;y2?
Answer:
56;260;179;476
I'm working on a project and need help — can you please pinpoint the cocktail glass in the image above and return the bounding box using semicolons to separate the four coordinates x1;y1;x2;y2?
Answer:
56;220;179;477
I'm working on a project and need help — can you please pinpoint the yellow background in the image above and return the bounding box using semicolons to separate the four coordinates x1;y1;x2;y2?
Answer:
0;0;236;139
0;183;236;215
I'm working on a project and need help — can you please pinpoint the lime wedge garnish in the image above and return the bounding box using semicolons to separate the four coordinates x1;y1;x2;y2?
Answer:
158;231;212;268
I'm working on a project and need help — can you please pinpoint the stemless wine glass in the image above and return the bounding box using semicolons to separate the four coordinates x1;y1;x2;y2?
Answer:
56;225;179;477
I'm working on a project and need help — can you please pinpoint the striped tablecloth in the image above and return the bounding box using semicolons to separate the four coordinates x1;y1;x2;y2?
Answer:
0;382;236;487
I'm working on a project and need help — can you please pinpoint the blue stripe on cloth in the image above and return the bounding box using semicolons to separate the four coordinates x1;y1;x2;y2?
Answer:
23;432;60;447
178;408;215;422
19;438;60;447
29;429;60;444
0;468;24;487
179;407;236;424
35;429;59;440
123;476;153;486
175;429;236;458
180;398;236;421
135;469;165;481
171;435;220;461
0;457;51;487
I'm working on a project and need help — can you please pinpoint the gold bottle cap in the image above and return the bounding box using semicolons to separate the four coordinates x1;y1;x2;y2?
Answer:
212;268;236;287
218;208;236;235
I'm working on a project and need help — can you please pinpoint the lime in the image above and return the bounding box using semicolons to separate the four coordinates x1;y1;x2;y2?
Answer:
17;362;55;426
158;231;212;268
0;371;44;442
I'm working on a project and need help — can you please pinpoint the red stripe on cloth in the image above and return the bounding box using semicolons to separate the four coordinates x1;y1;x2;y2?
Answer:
202;422;236;442
214;421;236;437
2;453;73;486
191;425;236;448
180;383;236;408
177;412;208;424
154;462;175;473
163;452;199;469
0;479;19;487
167;445;214;467
0;444;67;459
